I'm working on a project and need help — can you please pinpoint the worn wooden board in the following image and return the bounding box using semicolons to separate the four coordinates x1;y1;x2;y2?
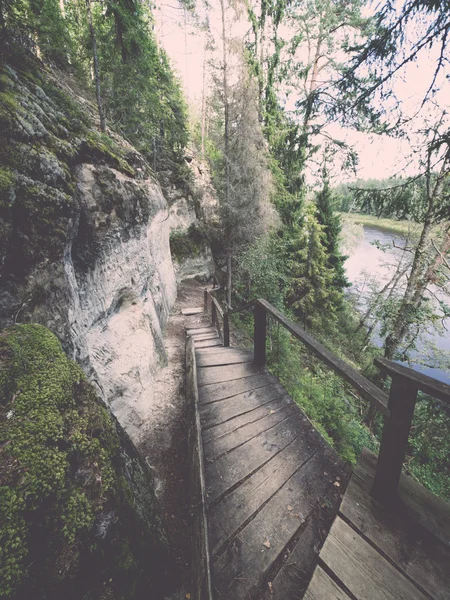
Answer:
205;417;300;505
198;373;278;406
259;512;321;600
207;427;324;555
320;517;429;600
341;452;450;600
259;457;346;600
355;448;450;549
212;451;335;599
182;307;204;315
196;349;253;368
191;332;221;341
200;384;287;429
195;339;222;349
196;347;252;358
304;566;351;600
197;362;265;387
202;396;291;444
204;402;292;461
186;326;217;336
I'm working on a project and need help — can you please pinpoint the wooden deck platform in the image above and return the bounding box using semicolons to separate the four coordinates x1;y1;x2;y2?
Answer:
188;326;349;600
306;448;450;600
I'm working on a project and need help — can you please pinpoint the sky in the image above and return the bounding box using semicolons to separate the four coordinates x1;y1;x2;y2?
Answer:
152;0;449;185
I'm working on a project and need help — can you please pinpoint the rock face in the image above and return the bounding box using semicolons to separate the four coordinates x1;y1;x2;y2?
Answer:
0;324;175;600
66;164;176;440
0;52;176;442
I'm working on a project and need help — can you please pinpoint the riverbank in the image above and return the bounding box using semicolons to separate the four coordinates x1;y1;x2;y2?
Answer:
339;212;420;236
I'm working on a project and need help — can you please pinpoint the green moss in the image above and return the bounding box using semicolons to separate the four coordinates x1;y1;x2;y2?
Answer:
0;166;15;208
84;133;135;177
0;325;120;597
0;325;172;598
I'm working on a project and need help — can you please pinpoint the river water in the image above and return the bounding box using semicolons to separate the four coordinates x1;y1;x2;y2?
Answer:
345;225;450;384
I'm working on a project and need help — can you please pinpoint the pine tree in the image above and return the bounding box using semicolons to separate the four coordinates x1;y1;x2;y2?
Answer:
287;203;342;329
315;177;348;292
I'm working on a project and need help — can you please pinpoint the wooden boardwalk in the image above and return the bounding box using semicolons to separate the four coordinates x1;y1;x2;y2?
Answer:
187;325;349;600
305;448;450;600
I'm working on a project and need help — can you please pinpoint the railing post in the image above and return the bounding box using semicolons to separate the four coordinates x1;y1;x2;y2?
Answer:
211;301;216;328
204;288;208;314
254;303;266;366
224;313;230;347
371;374;418;504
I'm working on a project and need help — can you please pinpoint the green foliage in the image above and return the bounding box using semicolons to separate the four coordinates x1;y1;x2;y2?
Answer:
0;324;117;595
91;0;188;168
408;396;450;501
234;236;288;308
335;175;450;223
286;203;343;330
169;223;208;262
315;179;349;291
266;323;378;464
0;325;168;599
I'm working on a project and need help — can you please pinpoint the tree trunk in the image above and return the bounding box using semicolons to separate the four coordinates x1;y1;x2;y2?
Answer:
226;248;232;308
219;0;232;305
86;0;106;133
201;44;207;156
383;158;448;359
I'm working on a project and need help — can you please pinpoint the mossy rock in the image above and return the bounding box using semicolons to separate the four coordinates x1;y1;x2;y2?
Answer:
0;325;173;599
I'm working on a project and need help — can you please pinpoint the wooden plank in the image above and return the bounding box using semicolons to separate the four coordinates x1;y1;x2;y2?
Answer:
260;462;346;600
202;396;290;444
200;384;287;429
340;468;450;600
304;566;351;600
195;339;222;349
186;326;217;335
356;448;450;549
205;417;300;505
191;332;220;341
198;373;277;405
181;307;204;315
371;375;418;503
196;347;252;357
212;451;336;599
207;421;333;555
256;299;390;416
375;357;450;404
197;362;265;387
196;349;253;368
320;517;429;600
204;402;292;461
259;511;321;600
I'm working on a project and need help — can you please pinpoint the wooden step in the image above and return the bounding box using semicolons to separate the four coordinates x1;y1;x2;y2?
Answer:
195;339;222;349
195;349;253;368
181;307;204;315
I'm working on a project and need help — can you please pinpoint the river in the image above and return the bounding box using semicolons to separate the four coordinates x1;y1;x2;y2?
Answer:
345;225;450;384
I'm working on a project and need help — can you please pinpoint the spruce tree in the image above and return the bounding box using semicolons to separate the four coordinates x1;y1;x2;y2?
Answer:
287;203;342;329
315;179;348;292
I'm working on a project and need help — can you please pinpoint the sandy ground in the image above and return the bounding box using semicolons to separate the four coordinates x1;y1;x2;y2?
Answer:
137;280;212;599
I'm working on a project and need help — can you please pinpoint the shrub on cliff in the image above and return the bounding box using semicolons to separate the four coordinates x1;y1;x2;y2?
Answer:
0;324;171;599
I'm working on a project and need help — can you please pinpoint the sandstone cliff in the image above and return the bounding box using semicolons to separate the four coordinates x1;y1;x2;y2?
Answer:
0;48;215;441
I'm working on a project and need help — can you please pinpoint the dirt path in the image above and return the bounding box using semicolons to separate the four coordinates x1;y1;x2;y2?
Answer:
137;280;212;599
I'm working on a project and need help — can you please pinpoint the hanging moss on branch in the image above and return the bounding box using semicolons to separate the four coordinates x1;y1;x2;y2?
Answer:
0;324;172;599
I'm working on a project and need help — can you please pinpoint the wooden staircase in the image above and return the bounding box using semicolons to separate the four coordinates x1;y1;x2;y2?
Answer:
186;289;450;600
187;322;347;600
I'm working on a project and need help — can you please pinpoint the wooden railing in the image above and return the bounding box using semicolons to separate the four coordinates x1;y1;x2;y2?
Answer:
203;290;450;505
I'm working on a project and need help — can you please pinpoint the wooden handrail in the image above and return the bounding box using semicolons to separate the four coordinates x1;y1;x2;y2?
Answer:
375;357;450;404
204;293;449;505
257;299;390;416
